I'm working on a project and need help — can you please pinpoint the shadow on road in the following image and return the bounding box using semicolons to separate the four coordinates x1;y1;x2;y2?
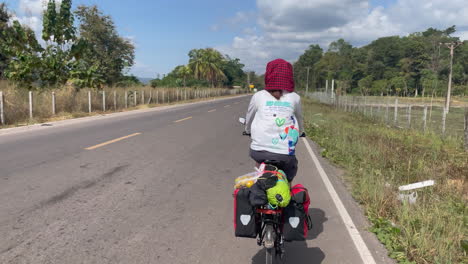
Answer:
308;208;327;240
251;208;327;264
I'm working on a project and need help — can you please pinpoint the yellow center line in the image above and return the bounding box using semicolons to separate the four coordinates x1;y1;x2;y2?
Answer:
224;105;231;107
85;133;141;150
174;116;193;123
208;109;216;112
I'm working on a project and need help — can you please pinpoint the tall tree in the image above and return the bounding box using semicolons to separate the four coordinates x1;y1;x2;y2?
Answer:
0;3;11;79
75;5;135;86
188;48;226;87
40;0;77;87
1;3;42;87
221;56;246;87
293;44;323;90
177;65;192;87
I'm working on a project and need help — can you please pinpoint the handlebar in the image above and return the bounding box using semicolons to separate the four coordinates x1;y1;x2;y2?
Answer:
243;132;306;137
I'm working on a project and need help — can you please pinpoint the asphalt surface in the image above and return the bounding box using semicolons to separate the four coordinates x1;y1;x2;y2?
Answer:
0;95;394;264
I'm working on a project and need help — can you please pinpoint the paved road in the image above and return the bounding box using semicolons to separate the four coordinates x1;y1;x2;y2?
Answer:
0;96;394;264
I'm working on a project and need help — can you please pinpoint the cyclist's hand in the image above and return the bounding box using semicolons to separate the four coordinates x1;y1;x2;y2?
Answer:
300;132;306;137
242;131;251;136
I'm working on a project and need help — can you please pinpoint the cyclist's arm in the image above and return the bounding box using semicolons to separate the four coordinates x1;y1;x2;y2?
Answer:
295;97;305;134
245;94;257;134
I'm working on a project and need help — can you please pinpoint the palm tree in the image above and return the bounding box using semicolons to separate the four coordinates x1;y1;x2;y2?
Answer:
177;65;192;87
189;48;225;87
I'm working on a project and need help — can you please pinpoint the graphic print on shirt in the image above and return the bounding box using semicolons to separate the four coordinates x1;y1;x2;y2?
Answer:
279;116;299;155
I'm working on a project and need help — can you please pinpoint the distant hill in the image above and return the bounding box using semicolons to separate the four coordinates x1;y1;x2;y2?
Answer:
137;77;153;85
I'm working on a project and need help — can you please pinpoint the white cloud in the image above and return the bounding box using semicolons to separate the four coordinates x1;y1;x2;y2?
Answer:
220;0;468;73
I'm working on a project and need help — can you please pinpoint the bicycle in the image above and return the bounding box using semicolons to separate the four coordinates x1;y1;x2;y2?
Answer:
239;118;307;263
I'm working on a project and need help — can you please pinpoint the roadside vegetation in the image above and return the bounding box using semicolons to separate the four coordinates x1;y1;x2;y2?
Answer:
303;99;467;264
294;27;468;97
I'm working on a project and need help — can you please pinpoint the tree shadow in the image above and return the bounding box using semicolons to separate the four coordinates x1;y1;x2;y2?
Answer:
251;208;328;264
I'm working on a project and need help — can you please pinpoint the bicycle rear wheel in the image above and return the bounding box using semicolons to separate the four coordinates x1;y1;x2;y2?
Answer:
264;225;275;264
266;248;273;264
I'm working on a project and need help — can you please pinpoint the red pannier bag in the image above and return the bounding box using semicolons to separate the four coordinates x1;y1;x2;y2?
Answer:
233;188;257;238
282;184;313;241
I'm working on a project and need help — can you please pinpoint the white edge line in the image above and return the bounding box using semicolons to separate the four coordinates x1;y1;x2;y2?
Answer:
302;138;376;264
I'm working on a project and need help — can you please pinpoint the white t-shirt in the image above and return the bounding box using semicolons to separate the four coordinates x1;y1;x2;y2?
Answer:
245;90;304;155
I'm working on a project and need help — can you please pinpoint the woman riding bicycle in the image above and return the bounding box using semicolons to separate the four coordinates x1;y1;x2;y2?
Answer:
244;58;304;182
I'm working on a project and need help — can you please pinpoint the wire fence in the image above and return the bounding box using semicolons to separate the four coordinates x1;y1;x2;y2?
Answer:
0;86;247;127
306;92;468;150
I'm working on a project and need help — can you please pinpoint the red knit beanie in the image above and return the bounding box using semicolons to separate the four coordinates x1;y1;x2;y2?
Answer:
264;58;295;92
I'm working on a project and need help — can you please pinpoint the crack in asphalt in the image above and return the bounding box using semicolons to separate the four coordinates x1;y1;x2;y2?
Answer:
40;164;130;208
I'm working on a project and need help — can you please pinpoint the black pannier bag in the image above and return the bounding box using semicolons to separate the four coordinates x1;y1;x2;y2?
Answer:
282;184;312;241
234;188;257;238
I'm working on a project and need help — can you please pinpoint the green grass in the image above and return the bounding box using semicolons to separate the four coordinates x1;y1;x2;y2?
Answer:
303;99;467;264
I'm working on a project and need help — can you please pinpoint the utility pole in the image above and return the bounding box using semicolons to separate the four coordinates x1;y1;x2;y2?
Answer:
440;42;463;113
306;67;311;94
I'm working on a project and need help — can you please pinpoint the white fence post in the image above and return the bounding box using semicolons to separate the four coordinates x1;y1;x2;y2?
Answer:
102;91;106;112
124;91;128;108
141;90;145;104
134;91;137;106
148;90;152;104
407;105;412;128
113;91;117;110
52;91;56;115
29;91;33;119
394;98;398;125
156;90;159;104
88;90;92;113
185;89;187;101
0;91;4;125
442;107;447;136
386;101;389;124
464;108;468;152
423;106;428;132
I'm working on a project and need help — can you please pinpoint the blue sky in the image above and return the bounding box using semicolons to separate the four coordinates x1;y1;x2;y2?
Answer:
4;0;468;77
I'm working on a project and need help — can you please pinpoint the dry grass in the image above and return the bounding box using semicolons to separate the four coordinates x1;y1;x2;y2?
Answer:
0;82;247;127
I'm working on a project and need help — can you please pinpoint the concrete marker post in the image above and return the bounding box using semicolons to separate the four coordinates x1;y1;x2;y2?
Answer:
113;91;117;110
407;105;412;128
0;91;4;125
102;91;106;112
29;91;33;119
442;107;447;136
52;91;56;115
394;98;398;125
124;91;128;108
134;91;137;106
88;90;92;113
464;108;468;152
423;106;428;132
